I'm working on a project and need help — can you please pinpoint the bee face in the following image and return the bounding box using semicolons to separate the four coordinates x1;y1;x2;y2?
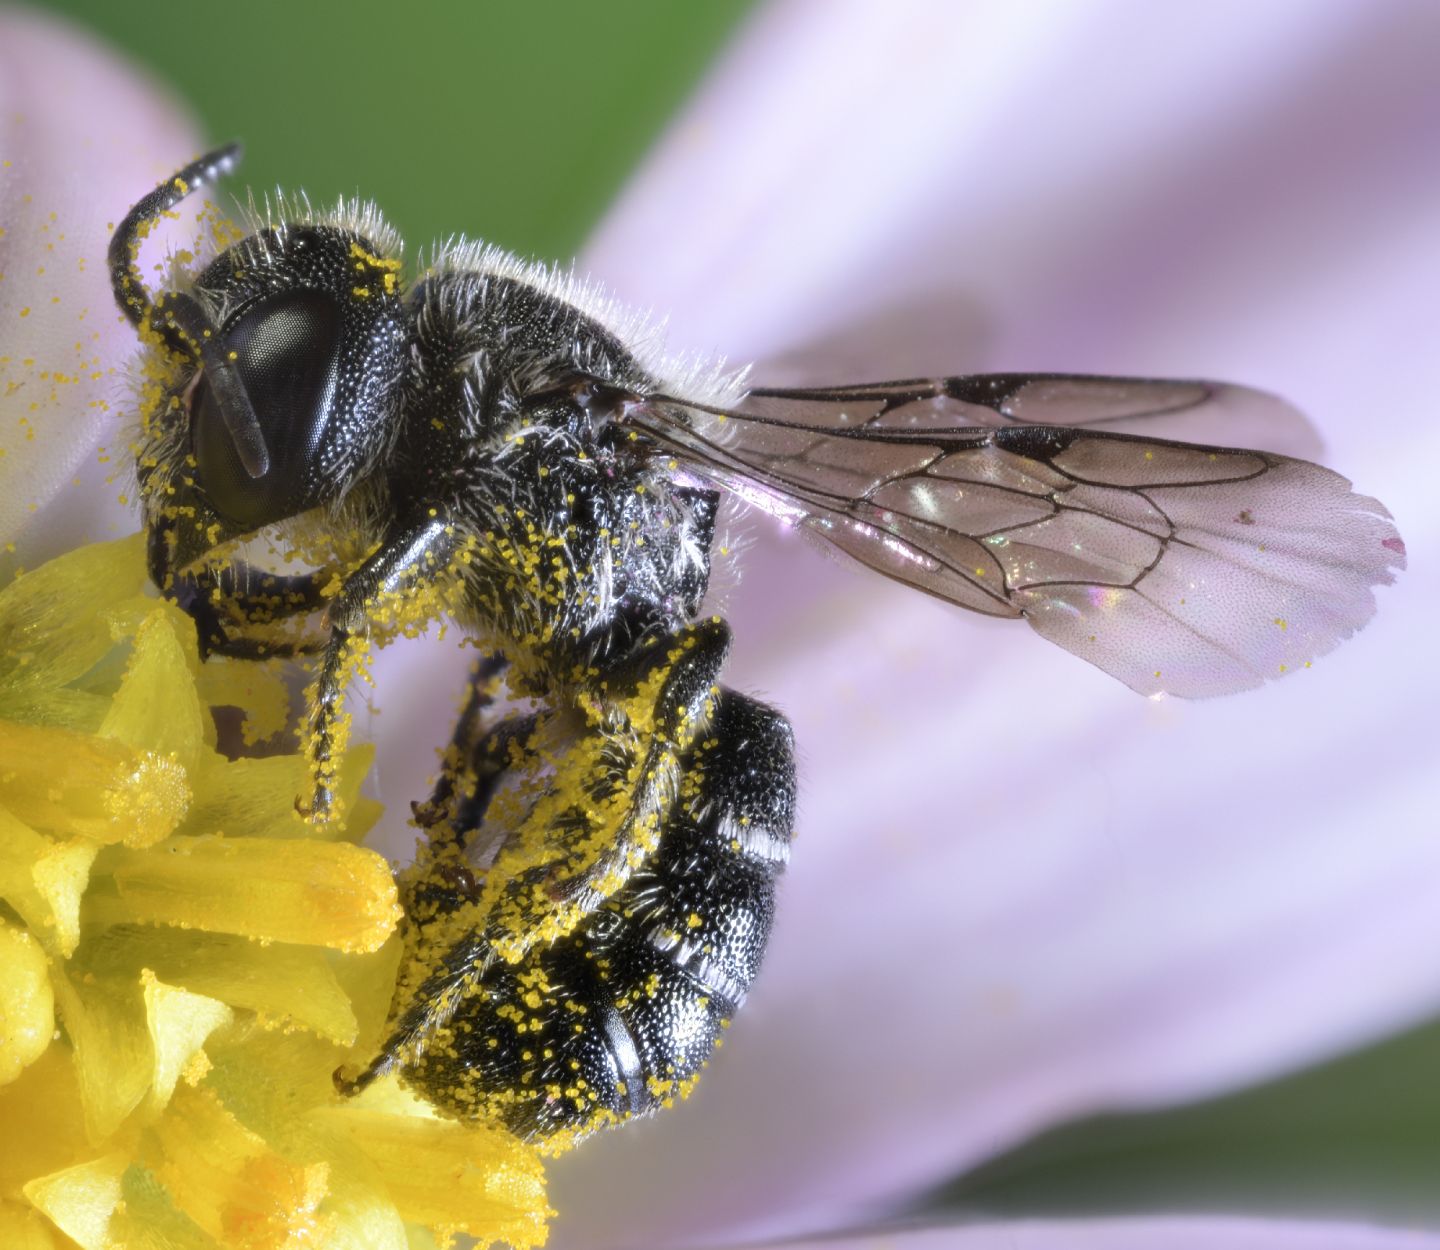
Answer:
182;227;409;531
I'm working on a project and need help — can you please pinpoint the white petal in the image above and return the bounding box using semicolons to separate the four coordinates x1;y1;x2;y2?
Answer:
553;1;1439;1246
0;9;200;565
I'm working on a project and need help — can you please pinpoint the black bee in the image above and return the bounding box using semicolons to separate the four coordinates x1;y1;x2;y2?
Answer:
111;145;1403;1147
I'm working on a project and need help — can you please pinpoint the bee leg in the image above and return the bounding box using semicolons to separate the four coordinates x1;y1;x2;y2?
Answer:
339;712;549;1101
334;930;492;1097
147;517;333;659
188;630;328;661
472;618;735;965
208;563;334;618
405;709;543;931
410;654;509;831
338;624;739;1104
332;724;513;1098
336;705;540;1099
171;568;332;659
304;514;460;822
445;713;539;844
177;569;332;659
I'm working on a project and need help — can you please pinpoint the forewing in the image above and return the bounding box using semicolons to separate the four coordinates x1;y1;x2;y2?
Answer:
742;373;1324;457
638;376;1404;698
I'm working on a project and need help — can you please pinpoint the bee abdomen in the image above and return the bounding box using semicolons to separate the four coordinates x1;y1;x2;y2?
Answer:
410;691;795;1143
603;690;794;1074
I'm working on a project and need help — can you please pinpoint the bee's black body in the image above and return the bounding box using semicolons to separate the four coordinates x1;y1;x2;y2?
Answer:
111;143;1405;1144
397;264;724;675
408;680;794;1139
113;146;796;1142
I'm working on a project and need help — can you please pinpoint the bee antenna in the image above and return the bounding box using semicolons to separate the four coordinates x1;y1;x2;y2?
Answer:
108;144;269;480
108;142;243;331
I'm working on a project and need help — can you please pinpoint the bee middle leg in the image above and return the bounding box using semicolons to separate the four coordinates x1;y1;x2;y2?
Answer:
409;653;512;833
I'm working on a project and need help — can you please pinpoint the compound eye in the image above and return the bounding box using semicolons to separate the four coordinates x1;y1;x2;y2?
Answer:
192;288;342;530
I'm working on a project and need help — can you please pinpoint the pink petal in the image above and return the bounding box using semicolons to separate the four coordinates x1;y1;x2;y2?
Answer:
548;2;1439;1246
17;7;1423;1249
0;9;200;564
757;1217;1440;1250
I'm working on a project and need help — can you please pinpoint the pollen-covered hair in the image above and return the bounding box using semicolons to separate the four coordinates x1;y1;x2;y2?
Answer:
239;188;405;268
429;237;748;411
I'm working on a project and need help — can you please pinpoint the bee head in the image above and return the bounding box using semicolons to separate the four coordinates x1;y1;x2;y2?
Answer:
111;145;409;533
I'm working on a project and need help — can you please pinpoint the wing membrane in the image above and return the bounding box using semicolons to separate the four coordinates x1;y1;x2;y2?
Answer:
740;373;1324;457
637;374;1404;698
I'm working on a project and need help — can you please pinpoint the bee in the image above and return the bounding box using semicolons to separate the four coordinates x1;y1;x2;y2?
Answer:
111;145;1404;1147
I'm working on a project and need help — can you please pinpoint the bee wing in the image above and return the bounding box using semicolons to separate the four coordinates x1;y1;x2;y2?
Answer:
637;374;1405;698
742;373;1326;456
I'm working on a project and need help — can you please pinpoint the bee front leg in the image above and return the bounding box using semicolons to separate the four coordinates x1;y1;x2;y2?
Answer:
302;513;461;823
147;516;334;659
178;572;333;660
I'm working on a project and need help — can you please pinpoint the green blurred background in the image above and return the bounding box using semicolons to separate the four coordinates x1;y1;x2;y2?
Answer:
35;0;754;260
21;0;1440;1234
